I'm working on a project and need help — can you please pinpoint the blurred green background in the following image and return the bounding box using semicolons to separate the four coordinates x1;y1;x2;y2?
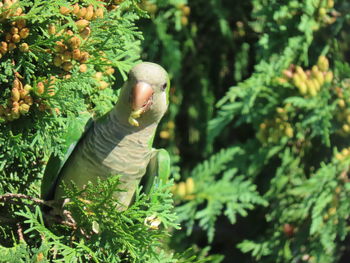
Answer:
138;0;350;262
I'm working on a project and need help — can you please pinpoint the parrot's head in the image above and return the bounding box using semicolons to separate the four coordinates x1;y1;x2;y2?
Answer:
125;62;170;127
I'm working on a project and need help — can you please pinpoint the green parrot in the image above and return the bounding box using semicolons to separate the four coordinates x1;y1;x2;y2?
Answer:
41;62;171;209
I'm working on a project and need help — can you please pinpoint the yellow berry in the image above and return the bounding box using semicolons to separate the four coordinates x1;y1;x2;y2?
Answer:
185;177;195;194
60;6;71;15
24;95;33;106
16;19;26;29
54;41;67;53
293;74;302;87
79;64;87;73
84;5;94;20
319;7;326;17
325;71;333;83
335;153;344;161
97;80;109;90
48;24;56;35
19;89;28;99
309;86;317;97
343;124;350;133
11;34;21;43
12;79;22;90
338;99;346;108
11;88;20;102
68;36;81;49
19;43;29;52
159;130;170;139
72;3;80;15
317;56;329;72
79;27;91;39
0;41;8;54
77;7;87;19
24;84;32;91
182;5;191;16
72;49;81;60
36;252;44;263
296;66;307;81
285;126;294;138
10;27;18;35
177;182;186;198
312;79;320;92
94;72;103;80
76;19;89;32
62;51;72;62
105;67;115;75
37;82;45;95
327;0;334;9
19;28;30;39
181;16;188;26
314;71;324;86
95;8;104;19
14;7;23;16
19;103;30;114
53;55;63;67
79;51;89;63
62;62;73;72
298;82;307;95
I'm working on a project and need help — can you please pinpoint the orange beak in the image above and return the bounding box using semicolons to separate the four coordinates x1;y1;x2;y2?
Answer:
131;81;153;111
128;82;153;127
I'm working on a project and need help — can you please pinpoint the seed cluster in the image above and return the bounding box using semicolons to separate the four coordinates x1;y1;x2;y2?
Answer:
0;0;23;19
139;0;157;15
159;121;175;140
171;177;195;200
257;107;294;144
0;78;33;121
93;68;115;90
282;56;333;97
317;0;336;26
0;1;30;57
52;29;90;72
335;147;350;161
51;2;107;73
0;1;120;122
335;87;350;134
178;4;190;26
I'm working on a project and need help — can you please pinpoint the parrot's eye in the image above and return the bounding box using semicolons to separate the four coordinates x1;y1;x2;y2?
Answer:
161;83;167;91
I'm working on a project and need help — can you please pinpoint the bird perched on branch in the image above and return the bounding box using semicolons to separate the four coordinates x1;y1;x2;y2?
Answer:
41;62;171;209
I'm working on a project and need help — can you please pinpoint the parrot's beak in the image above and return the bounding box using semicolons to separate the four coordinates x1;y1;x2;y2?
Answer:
128;81;154;127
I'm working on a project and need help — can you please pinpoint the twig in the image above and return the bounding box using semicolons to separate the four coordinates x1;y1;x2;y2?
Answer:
0;194;81;230
16;222;24;242
0;193;45;205
62;209;76;225
44;213;77;229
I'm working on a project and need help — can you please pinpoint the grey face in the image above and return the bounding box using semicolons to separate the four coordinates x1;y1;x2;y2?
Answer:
126;62;169;127
129;62;169;93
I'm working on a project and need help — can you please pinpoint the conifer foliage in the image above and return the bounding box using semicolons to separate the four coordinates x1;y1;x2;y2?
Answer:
0;0;191;262
3;0;350;262
140;0;350;262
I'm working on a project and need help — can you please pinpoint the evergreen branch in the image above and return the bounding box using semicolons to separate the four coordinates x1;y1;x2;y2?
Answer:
16;223;24;243
0;193;45;206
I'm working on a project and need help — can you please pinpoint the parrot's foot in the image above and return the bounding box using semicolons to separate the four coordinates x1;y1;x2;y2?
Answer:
42;198;77;229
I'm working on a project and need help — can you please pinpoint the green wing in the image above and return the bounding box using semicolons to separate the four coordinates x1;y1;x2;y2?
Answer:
41;112;92;200
141;148;171;194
